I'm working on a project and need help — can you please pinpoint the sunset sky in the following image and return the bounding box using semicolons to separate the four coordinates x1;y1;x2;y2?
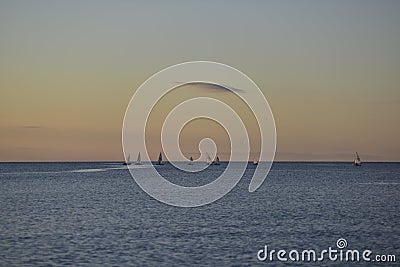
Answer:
1;1;399;162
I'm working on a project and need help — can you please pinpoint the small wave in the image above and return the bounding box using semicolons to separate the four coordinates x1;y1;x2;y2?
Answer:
0;171;66;175
0;165;150;176
358;182;400;185
70;168;108;173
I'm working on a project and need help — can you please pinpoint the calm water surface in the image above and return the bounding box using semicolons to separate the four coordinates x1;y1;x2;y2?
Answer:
0;162;399;266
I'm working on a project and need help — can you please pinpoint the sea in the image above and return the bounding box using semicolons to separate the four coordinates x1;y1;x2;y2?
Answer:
0;162;399;266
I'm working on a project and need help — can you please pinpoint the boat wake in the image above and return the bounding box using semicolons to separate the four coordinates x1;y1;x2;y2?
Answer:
0;164;151;176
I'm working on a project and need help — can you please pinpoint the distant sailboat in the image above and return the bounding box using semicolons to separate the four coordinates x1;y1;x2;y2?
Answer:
123;154;131;165
353;152;362;166
189;156;193;165
253;158;258;165
213;156;220;165
206;152;212;165
135;152;142;165
157;152;164;165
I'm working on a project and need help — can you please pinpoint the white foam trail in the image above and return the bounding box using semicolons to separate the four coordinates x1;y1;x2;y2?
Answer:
0;164;152;175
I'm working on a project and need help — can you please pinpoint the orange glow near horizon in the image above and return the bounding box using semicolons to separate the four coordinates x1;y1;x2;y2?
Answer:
1;1;399;162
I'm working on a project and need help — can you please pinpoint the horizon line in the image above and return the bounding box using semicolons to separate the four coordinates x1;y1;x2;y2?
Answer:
1;160;399;163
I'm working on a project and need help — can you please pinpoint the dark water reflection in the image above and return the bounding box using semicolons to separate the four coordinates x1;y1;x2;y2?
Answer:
0;162;399;266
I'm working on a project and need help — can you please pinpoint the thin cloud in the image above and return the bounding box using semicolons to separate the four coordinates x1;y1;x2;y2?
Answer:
17;125;44;129
16;147;35;151
173;81;245;93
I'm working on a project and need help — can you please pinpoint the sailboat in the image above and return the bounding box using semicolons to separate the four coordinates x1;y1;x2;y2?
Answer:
253;158;258;165
206;152;212;165
353;152;362;166
189;156;193;165
157;152;164;165
123;154;131;165
213;156;220;165
135;152;142;165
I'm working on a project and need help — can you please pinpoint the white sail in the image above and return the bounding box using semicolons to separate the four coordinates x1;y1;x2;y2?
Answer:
206;152;212;165
123;154;131;165
353;152;361;166
135;152;142;165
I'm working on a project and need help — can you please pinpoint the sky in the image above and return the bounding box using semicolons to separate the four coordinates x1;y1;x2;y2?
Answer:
1;0;399;162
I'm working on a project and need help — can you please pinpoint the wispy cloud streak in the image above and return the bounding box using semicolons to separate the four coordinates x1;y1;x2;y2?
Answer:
173;81;245;93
